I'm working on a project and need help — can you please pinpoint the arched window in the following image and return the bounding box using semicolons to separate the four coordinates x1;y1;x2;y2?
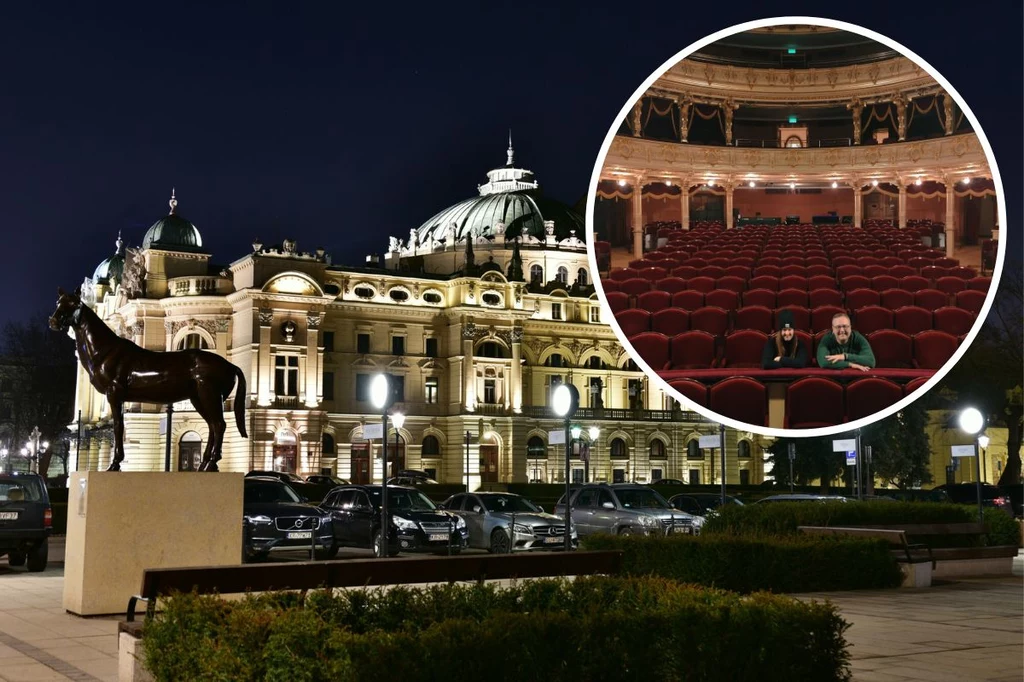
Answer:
586;356;603;369
556;266;569;284
547;353;564;368
177;333;209;350
322;433;336;456
738;441;751;459
178;431;202;472
527;436;546;459
687;440;703;460
577;268;589;286
477;342;508;358
649;440;666;459
530;264;543;283
610;438;628;460
422;435;440;457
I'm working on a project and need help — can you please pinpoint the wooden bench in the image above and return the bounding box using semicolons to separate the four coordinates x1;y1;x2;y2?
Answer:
125;550;623;622
850;523;1018;566
798;526;934;566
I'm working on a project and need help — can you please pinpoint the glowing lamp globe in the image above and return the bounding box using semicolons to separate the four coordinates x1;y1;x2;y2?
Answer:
958;407;984;435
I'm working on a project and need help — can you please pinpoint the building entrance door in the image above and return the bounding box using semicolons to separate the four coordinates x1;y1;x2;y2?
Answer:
479;444;499;483
351;444;370;484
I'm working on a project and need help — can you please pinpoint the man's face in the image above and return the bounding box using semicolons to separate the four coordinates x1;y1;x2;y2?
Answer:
832;316;852;344
780;327;795;342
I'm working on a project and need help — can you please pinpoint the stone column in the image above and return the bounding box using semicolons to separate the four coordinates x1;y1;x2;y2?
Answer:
725;182;735;229
894;93;908;142
462;322;476;411
510;329;523;413
853;182;863;228
944;174;956;257
257;308;273;406
305;313;321;408
632;98;643;138
631;176;645;258
898;181;908;229
680;183;690;230
943;93;954;135
848;98;864;145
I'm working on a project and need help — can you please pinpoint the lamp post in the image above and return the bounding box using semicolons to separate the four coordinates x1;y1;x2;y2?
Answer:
370;374;395;557
0;448;7;474
464;431;471;491
978;434;989;484
552;383;579;552
588;426;599;483
391;412;405;482
958;407;986;523
570;424;582;484
24;427;48;475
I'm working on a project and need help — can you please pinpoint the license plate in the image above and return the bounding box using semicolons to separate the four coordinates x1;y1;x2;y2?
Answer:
543;536;562;544
286;531;312;540
672;526;692;535
428;533;448;542
0;512;17;520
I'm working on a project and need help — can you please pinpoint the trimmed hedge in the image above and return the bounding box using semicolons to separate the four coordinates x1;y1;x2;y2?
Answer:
702;501;1016;547
581;533;903;592
142;577;851;682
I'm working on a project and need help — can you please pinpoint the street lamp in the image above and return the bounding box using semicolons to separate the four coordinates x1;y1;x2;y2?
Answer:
391;412;405;482
978;434;990;483
570;425;582;485
551;383;579;552
958;407;986;523
588;426;599;483
370;374;395;557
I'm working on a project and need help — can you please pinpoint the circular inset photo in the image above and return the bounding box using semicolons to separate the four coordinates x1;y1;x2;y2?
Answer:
587;17;1006;436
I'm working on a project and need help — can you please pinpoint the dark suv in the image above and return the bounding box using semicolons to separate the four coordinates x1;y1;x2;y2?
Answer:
0;472;52;571
242;477;336;562
321;485;468;556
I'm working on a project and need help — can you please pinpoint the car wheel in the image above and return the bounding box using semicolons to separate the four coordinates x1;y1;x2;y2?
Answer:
8;551;26;567
315;541;339;561
489;528;511;554
372;531;396;557
617;526;635;536
26;542;47;572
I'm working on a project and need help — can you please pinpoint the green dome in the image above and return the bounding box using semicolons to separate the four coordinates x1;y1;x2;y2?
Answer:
93;234;126;284
142;191;203;252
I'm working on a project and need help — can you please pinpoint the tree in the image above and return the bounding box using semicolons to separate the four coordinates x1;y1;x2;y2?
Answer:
766;435;848;493
941;261;1023;485
862;401;932;489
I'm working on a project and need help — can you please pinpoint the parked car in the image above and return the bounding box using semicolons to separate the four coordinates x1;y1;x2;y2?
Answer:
0;472;51;571
669;492;743;516
756;494;849;504
871;488;951;504
306;475;348;487
998;483;1023;518
387;470;439;486
554;483;703;537
933;483;1014;516
242;477;335;562
321;484;468;556
651;478;685;486
440;492;577;553
245;470;326;501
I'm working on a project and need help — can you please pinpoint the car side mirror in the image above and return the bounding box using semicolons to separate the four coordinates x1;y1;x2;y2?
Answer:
472;505;482;513
602;501;615;509
538;506;545;513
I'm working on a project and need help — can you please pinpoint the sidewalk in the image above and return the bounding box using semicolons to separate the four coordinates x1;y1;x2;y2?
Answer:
0;539;1020;682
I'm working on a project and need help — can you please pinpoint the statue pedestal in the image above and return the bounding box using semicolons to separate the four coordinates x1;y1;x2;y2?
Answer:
63;471;244;616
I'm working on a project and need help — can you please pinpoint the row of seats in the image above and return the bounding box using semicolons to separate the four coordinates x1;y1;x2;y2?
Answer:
606;273;989;295
669;375;928;428
616;304;975;339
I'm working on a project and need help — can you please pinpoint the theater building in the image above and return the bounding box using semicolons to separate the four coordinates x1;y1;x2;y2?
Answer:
594;25;999;429
68;145;773;486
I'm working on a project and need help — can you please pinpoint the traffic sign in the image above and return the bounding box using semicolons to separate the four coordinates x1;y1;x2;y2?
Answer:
832;439;856;452
846;451;857;466
950;445;975;458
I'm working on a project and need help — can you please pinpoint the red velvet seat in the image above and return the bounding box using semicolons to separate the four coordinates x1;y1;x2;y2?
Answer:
846;288;881;311
656;277;689;294
743;288;776;309
853;305;893;335
668;378;708;408
863;264;888;278
842;275;871;292
950;266;977;280
774;305;810;332
966;277;991;292
776;288;809;308
652;308;690;336
628;259;656;270
808;288;843;308
832;256;857;268
720;330;768;369
688;276;717;294
639;266;668;281
904;376;930;397
670;331;717;369
811;305;846;333
749;275;780;292
753;265;782;278
614;308;651;337
780;265;809;278
785;377;844;429
605;292;629;314
935;276;966;295
734;305;773;333
710;376;768;427
806;275;837;291
913;330;958;370
933;306;974;337
880;288;914;309
672;266;699;279
868;329;914;368
806;256;829;267
908;257;931;272
914;289;949;312
871;275;899;292
690;306;730;336
725;265;751;280
899;275;930;293
705;289;740;311
780;275;809;291
672;290;705;311
716;276;746;294
845;377;903;422
636;290;672;313
806;264;833;277
759;257;783;267
934;257;959;269
608;268;639;282
893;306;933;335
629;331;671;371
955;290;986;315
889;265;916;278
701;266;725;280
620;278;651;296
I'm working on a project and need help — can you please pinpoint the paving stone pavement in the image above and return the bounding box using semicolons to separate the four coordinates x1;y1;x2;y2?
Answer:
0;539;1019;681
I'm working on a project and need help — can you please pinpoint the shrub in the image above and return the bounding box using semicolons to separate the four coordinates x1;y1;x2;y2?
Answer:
581;533;903;592
982;507;1021;546
143;576;852;682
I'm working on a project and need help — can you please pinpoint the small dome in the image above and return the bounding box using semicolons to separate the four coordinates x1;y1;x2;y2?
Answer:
93;233;126;284
142;190;203;252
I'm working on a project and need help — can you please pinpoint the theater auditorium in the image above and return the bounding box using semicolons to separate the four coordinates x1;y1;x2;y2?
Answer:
592;25;999;430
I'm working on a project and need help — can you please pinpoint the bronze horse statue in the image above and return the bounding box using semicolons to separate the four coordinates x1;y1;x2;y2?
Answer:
49;288;247;472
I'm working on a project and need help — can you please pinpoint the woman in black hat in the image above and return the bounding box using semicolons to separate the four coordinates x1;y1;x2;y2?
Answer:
761;309;809;369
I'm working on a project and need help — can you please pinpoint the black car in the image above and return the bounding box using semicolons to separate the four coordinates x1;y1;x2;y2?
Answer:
0;472;51;571
933;483;1014;516
669;492;743;516
651;479;685;486
246;470;327;502
242;477;336;562
307;475;349;487
386;470;439;486
321;484;468;556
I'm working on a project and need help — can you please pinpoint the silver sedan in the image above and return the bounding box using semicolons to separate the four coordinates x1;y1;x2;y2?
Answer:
440;492;578;553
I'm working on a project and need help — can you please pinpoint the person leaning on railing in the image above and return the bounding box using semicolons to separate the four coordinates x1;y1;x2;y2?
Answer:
816;313;875;372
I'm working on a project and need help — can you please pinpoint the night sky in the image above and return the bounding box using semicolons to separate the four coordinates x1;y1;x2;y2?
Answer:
1;2;1020;324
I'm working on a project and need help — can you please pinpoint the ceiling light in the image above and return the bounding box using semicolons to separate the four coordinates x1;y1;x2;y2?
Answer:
748;181;755;188
789;182;795;190
871;179;879;187
963;177;971;184
831;181;838;189
915;178;922;186
617;179;627;187
665;179;672;186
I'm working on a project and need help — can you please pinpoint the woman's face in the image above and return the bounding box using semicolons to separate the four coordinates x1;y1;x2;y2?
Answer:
781;327;795;342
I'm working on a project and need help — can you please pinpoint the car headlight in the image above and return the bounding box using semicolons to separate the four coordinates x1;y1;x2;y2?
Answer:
640;515;658;527
248;515;273;525
392;515;418;531
455;516;467;529
513;523;532;535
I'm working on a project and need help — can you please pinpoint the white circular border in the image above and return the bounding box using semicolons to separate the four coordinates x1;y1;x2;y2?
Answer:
585;15;1008;439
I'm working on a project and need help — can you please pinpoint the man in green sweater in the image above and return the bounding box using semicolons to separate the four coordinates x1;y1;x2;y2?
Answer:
816;313;875;371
